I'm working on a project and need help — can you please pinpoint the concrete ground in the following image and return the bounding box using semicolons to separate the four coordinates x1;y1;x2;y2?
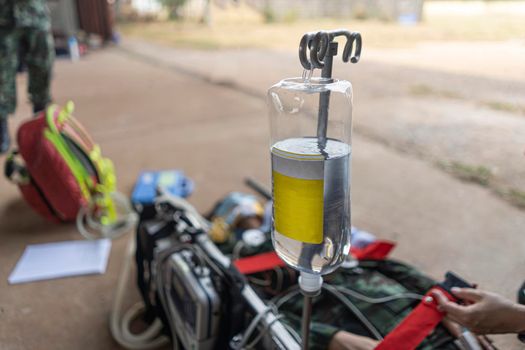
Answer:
1;42;524;349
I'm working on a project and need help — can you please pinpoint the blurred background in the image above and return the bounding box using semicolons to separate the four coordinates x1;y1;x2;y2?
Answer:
48;0;525;207
1;0;524;349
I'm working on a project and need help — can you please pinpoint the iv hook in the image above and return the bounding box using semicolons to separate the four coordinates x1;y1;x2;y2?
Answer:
299;29;362;70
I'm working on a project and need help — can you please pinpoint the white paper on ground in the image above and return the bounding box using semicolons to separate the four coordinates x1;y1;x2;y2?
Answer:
8;239;112;284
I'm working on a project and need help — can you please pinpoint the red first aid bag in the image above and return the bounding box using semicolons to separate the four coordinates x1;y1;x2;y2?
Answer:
4;103;117;223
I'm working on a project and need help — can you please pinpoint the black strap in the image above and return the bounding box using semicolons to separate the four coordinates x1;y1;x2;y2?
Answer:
4;150;29;183
136;216;178;326
4;153;16;180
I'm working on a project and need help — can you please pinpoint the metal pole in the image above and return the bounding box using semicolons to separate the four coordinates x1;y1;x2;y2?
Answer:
244;178;272;200
298;272;322;350
317;42;338;152
301;294;313;350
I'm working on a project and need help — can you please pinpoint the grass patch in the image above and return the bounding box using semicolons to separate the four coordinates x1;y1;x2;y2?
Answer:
481;101;525;116
409;84;463;100
410;86;525;117
438;161;492;186
506;189;525;209
409;84;434;96
438;161;525;211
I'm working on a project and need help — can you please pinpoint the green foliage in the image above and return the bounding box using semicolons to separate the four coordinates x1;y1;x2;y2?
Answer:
159;0;188;19
263;6;276;23
353;4;369;20
282;10;299;23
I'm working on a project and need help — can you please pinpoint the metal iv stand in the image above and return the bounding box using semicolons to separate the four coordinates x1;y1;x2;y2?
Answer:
297;30;362;350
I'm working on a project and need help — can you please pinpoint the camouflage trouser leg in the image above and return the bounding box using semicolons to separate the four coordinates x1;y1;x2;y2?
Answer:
23;28;54;111
0;29;18;120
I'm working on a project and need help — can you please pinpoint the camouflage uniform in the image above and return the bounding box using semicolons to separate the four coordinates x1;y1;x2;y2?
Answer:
0;0;54;119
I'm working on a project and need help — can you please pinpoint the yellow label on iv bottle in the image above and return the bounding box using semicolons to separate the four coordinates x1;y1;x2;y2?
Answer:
271;137;351;273
271;138;329;245
273;171;324;244
271;137;351;246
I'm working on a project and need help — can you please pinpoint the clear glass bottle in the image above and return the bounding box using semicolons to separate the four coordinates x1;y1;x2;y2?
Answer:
268;76;353;276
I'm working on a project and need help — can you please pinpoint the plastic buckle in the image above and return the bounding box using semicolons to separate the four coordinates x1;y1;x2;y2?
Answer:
438;271;475;301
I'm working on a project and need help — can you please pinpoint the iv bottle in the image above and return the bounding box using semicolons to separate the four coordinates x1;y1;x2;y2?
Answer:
268;77;353;276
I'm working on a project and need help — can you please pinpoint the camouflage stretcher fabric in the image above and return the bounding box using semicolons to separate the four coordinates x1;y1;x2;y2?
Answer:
217;230;459;349
0;0;54;118
278;260;459;350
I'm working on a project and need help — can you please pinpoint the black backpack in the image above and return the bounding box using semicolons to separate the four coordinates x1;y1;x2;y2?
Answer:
134;202;248;349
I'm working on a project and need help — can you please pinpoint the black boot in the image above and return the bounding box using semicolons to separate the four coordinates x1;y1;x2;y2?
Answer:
0;118;10;154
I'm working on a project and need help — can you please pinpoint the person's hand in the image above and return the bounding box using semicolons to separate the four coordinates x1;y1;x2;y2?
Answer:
328;331;379;350
432;287;525;335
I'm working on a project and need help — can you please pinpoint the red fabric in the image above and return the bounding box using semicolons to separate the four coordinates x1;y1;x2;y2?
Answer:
234;251;286;275
375;287;455;350
234;241;396;274
351;241;396;260
18;181;61;223
16;112;87;222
